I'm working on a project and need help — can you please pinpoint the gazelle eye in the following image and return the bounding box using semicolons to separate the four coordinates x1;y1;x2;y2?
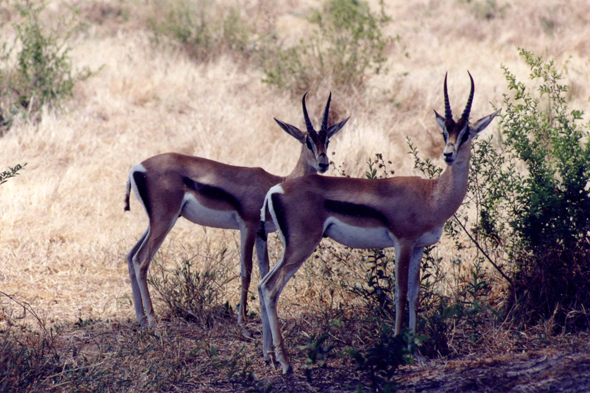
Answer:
325;140;330;148
306;139;313;150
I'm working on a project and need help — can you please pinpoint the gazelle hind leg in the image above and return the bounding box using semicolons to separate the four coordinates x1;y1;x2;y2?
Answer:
258;237;322;374
132;213;180;327
127;228;149;325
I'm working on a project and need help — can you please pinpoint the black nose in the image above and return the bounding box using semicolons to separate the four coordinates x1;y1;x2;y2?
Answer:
319;162;329;171
443;151;453;158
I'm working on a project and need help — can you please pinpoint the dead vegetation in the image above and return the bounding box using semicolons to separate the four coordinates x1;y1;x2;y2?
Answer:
1;0;590;391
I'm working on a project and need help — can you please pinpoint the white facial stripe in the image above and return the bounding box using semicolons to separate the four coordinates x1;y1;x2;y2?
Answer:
457;125;469;145
308;138;318;156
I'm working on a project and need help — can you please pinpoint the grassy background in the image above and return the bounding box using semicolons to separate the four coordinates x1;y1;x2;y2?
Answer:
1;0;590;390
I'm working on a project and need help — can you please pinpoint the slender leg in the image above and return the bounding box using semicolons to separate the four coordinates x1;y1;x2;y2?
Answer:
258;240;321;374
132;215;179;327
258;276;273;365
395;244;414;335
408;246;424;333
255;231;272;358
255;231;270;279
237;226;256;337
127;229;149;325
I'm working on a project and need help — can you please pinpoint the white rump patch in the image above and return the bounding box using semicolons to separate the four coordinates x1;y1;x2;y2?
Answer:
261;184;284;222
129;163;148;212
181;194;239;229
323;217;394;249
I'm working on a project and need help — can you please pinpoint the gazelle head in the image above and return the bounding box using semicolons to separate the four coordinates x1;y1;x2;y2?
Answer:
434;72;500;165
274;93;349;174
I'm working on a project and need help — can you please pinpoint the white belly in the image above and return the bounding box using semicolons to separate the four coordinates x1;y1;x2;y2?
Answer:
180;194;239;229
415;227;443;247
323;217;394;249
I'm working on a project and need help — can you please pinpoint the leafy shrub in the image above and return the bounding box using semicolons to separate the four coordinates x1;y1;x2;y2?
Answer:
480;49;590;330
0;1;92;131
262;0;392;95
148;0;254;62
413;49;590;335
149;250;235;325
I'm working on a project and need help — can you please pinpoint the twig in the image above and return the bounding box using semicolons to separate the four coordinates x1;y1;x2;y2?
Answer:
452;215;513;286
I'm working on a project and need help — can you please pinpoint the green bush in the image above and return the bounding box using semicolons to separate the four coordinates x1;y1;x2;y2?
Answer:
418;49;590;333
262;0;392;95
482;49;590;330
148;0;253;62
0;1;92;131
148;250;235;325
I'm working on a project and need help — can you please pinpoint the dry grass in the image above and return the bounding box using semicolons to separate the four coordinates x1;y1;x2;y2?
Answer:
1;0;590;390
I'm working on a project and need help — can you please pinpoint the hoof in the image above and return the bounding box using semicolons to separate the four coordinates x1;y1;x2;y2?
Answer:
240;326;254;339
264;352;278;369
282;364;293;375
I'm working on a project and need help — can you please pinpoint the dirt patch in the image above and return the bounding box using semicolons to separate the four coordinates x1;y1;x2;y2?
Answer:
399;345;590;392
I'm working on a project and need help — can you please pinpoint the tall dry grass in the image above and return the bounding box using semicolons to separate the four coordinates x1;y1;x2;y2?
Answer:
1;0;589;355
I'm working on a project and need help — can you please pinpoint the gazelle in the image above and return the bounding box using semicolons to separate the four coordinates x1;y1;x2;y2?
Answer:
124;93;349;332
258;72;500;373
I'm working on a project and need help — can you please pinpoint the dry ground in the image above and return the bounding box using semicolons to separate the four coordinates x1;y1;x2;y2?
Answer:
1;0;590;391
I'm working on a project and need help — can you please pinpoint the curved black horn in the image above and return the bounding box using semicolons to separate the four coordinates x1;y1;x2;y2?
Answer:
461;71;475;122
321;92;332;131
302;93;314;133
444;72;452;120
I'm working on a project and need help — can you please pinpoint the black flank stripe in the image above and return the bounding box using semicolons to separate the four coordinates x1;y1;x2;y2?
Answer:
271;193;289;246
183;177;242;213
133;171;151;217
324;199;389;226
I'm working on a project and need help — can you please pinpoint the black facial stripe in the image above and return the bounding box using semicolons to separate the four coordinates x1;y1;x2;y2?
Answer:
182;177;242;213
324;199;389;227
457;126;469;146
271;193;289;246
133;171;151;217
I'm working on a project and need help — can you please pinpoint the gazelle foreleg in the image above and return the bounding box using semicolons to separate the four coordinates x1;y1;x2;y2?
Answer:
408;246;424;334
237;224;256;337
255;225;273;363
394;243;415;335
255;226;270;279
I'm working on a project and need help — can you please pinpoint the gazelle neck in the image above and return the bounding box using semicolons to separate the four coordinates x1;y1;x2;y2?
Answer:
432;141;472;223
284;144;317;181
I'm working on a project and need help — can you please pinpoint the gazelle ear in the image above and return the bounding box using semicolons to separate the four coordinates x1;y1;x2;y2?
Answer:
471;109;501;135
326;117;350;138
434;110;447;132
274;118;306;143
